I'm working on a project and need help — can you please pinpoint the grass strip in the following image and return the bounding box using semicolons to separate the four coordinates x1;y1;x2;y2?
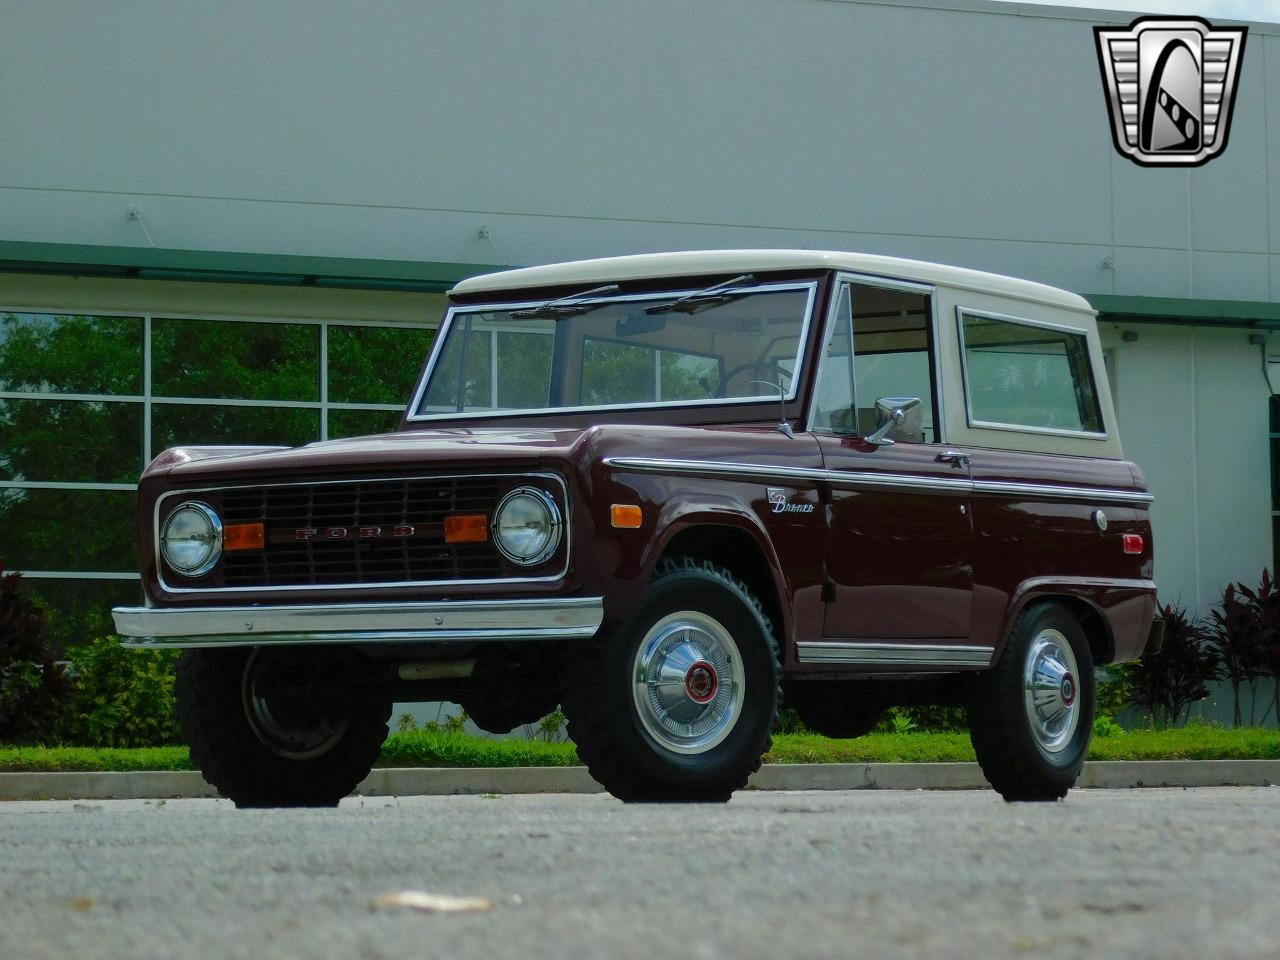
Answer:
764;732;977;764
1086;725;1280;761
1;726;1278;773
0;746;193;773
377;730;579;768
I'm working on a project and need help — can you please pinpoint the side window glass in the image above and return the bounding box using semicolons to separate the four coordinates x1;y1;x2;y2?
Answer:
850;285;938;443
811;285;856;433
959;312;1103;434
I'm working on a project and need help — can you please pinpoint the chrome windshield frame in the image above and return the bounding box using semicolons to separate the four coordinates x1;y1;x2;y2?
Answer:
404;281;818;424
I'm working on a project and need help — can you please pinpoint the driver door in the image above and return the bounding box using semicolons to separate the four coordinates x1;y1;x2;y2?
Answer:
810;277;974;651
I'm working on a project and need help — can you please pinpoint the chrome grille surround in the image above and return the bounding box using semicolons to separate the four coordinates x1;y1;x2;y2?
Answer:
154;472;569;594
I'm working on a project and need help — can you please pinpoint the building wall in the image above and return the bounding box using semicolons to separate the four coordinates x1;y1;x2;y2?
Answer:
1102;324;1275;611
2;0;1278;301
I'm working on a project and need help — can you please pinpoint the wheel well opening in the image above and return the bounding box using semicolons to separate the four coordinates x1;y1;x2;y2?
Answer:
657;525;786;646
1026;596;1115;666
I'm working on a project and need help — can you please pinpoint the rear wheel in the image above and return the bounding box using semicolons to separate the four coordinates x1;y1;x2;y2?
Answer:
562;557;780;802
968;603;1094;801
176;647;390;808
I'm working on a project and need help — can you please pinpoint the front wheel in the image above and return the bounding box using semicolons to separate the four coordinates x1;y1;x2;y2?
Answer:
175;647;390;808
968;603;1094;801
562;557;781;802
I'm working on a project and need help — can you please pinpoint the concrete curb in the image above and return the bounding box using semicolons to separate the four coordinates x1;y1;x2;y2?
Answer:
1;760;1276;801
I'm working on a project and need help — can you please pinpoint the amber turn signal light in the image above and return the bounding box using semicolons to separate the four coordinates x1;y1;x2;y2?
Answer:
611;504;643;529
223;522;265;552
445;514;488;543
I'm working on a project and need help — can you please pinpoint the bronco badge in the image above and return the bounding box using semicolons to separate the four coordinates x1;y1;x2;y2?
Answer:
766;487;815;515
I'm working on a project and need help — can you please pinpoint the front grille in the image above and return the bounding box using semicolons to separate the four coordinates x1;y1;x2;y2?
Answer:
217;476;509;587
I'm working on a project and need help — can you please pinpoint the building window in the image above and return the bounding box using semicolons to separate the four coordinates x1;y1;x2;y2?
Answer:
0;307;434;652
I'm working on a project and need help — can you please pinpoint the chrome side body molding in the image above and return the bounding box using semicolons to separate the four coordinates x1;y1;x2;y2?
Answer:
603;457;1154;505
113;597;605;649
796;641;995;668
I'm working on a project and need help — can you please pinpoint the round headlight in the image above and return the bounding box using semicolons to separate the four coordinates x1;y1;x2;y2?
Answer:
492;487;561;566
161;501;223;577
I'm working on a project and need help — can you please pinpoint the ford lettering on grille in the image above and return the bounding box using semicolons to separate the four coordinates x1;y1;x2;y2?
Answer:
294;525;415;541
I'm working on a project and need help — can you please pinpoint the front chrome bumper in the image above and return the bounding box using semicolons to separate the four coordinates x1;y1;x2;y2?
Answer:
112;597;605;649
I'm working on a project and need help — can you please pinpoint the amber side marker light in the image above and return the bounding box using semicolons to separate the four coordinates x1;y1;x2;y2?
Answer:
445;514;489;543
611;504;643;529
224;522;265;551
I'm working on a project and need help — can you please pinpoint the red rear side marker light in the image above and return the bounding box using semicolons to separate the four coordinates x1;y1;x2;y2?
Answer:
1123;534;1144;555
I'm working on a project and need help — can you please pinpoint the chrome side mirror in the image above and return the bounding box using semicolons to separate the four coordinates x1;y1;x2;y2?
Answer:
865;396;923;447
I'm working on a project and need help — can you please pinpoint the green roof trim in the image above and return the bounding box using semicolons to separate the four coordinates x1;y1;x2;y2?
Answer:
1087;294;1280;330
0;241;507;293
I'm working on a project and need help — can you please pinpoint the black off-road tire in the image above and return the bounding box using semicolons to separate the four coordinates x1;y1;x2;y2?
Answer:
460;693;561;735
561;557;781;802
786;684;885;739
968;603;1095;802
175;648;391;808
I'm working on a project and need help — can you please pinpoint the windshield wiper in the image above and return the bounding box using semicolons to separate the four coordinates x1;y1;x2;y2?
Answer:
509;284;620;320
644;274;758;316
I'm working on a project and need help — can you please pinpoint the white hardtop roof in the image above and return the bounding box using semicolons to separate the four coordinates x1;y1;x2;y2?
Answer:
450;249;1095;314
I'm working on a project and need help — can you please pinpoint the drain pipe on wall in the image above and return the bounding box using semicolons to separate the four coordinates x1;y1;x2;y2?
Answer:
1258;333;1280;396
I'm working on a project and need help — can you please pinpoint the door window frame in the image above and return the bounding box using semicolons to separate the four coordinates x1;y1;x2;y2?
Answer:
806;272;944;444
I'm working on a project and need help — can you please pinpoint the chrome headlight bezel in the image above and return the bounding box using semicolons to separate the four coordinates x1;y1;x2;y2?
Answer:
492;486;562;567
160;501;224;577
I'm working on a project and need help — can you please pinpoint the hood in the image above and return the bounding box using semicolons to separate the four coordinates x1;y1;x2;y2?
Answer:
151;428;597;484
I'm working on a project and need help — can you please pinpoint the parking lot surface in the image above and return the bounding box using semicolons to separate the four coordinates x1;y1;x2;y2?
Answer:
2;787;1277;960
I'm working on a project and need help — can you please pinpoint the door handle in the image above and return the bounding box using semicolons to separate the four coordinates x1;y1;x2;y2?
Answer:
936;450;971;468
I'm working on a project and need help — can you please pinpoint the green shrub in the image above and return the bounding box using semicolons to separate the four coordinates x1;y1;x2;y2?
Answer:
874;704;966;733
530;708;568;743
0;566;71;743
776;707;807;735
1095;662;1134;718
59;635;181;747
1093;715;1124;739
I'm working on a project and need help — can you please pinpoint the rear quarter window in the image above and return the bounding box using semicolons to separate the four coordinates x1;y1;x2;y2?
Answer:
958;310;1104;435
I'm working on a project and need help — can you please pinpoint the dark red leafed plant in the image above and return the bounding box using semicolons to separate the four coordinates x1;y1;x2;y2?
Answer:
1127;602;1219;728
1208;572;1275;727
1249;571;1280;726
0;564;71;743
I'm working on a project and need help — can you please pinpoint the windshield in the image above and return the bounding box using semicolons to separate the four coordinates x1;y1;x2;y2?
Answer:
409;282;815;419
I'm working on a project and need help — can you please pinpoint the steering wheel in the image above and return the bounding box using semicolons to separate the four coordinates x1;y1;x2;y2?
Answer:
717;360;790;399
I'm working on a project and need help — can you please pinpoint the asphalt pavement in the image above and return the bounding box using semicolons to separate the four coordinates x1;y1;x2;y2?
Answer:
2;787;1277;960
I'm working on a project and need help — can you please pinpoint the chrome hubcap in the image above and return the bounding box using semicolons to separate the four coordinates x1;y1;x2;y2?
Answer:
1023;629;1081;755
632;611;745;755
242;649;350;760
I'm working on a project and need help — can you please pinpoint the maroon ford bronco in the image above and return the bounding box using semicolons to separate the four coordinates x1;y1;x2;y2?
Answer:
113;250;1160;805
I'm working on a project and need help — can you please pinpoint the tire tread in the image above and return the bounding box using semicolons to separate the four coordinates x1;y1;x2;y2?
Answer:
562;556;781;802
